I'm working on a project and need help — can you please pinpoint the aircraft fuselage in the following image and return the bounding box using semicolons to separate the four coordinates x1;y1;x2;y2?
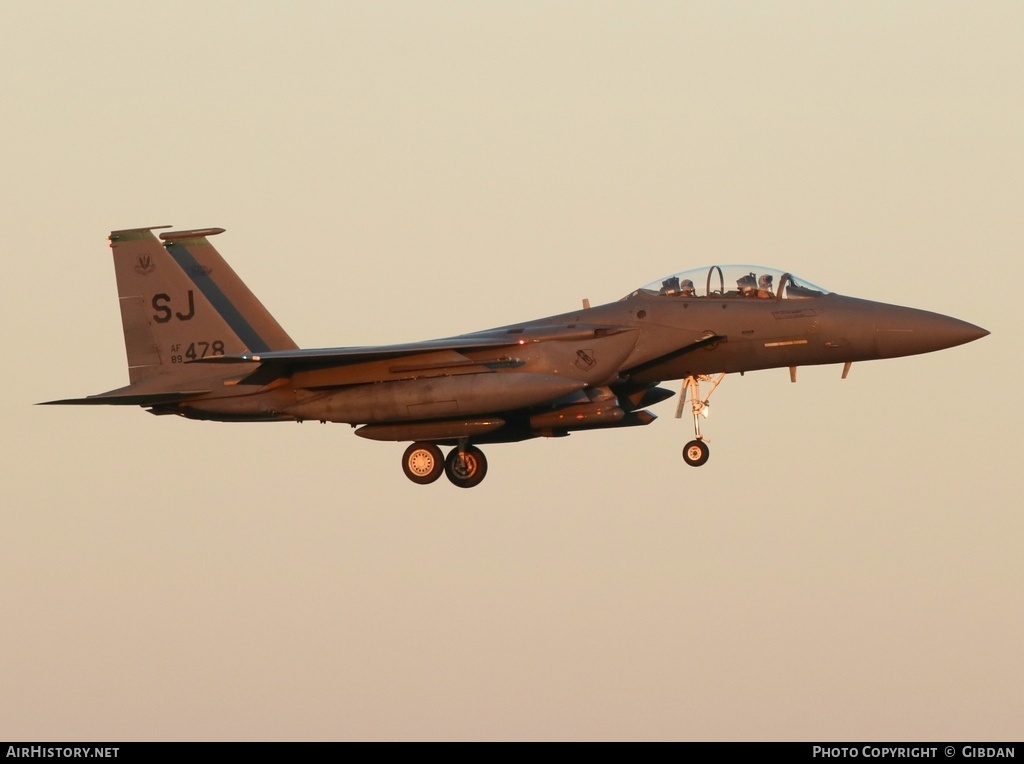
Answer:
42;229;988;487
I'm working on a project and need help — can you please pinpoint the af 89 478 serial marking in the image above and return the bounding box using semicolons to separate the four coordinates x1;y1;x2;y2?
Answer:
169;341;225;364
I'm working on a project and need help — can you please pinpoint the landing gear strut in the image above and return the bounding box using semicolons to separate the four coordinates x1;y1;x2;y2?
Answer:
676;373;725;468
401;441;489;487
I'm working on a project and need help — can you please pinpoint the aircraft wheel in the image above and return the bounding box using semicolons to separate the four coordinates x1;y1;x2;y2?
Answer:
445;445;488;488
682;439;710;467
402;442;444;484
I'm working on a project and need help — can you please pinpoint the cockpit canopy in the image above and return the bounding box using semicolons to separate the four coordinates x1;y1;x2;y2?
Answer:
625;265;830;301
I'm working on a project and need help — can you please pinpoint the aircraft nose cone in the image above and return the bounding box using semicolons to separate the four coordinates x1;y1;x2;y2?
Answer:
875;306;989;357
947;320;989;345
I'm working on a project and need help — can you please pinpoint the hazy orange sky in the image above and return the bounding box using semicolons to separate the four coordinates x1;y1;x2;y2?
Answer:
1;1;1020;740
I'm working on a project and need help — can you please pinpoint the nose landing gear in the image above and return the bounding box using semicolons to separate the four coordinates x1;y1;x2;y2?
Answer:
683;439;710;467
676;373;725;467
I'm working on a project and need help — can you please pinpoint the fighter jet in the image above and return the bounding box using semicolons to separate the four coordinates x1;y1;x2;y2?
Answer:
42;226;988;487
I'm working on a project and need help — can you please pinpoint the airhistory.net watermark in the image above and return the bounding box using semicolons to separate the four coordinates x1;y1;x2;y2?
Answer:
6;748;118;758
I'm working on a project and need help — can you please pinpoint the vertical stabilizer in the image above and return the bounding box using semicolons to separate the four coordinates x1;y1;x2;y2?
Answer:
110;226;263;384
160;228;297;352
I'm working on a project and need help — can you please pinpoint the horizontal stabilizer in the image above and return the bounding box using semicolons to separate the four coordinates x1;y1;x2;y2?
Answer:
39;391;209;406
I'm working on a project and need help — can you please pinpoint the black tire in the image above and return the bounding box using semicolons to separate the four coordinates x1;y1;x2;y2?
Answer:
682;439;710;467
402;442;444;484
444;445;488;488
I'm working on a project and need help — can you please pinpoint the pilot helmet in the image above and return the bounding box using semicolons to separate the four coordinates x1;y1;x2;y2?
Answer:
758;274;773;290
737;273;756;291
680;279;695;295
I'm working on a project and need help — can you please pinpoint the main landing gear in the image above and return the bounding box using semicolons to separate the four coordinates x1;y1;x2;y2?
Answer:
676;373;726;468
401;441;489;488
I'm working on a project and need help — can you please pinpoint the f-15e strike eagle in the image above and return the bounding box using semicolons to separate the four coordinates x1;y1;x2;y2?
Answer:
42;226;988;487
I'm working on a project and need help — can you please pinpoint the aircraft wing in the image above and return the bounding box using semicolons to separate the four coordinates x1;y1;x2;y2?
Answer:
193;324;636;369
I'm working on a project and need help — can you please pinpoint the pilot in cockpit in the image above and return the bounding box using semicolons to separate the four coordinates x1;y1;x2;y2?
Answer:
680;279;695;297
738;273;757;297
739;272;775;299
